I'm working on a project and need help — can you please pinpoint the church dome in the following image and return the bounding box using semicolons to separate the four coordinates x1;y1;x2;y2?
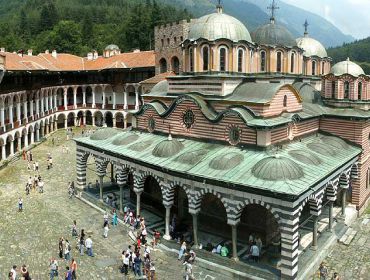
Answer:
252;155;303;181
188;8;252;42
330;58;365;77
296;36;327;58
105;44;120;51
253;22;296;47
152;138;184;158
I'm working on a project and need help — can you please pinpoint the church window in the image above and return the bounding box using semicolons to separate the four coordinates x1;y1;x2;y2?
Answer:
183;109;195;129
167;38;170;45
148;117;156;133
312;61;316;75
290;52;295;73
202;46;209;71
219;47;228;72
322;61;325;75
189;47;194;72
238;49;244;72
260;51;266;72
331;81;336;98
161;39;164;48
276;51;282;72
344;81;350;99
159;58;167;73
174;37;177;44
228;125;241;145
358;82;362;100
283;95;287;107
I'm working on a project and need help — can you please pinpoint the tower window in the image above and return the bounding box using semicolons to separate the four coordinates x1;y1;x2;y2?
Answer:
202;46;209;71
219;47;227;72
331;81;336;98
277;51;282;72
312;61;316;75
290;53;295;73
189;47;194;72
260;51;266;72
344;81;350;99
358;82;362;100
322;61;325;75
283;95;287;107
238;49;244;72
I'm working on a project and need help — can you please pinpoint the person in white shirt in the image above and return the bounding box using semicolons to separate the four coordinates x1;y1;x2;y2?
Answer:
85;236;94;257
10;265;17;280
103;223;109;238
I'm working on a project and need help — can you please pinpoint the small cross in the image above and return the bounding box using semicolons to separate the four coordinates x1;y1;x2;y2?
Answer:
267;0;279;22
304;20;309;36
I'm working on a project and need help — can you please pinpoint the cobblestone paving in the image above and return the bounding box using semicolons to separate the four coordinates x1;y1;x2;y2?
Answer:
312;212;370;280
0;129;222;280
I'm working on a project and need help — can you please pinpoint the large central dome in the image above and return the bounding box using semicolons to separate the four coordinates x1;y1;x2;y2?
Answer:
253;21;296;47
188;9;252;43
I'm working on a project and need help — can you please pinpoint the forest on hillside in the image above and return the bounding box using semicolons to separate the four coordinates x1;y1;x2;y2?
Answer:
0;0;191;56
328;37;370;74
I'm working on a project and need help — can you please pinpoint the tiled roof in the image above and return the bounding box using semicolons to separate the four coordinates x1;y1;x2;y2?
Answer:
140;71;176;85
0;50;155;72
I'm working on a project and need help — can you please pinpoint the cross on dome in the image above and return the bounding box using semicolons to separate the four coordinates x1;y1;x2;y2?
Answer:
304;20;309;37
216;0;223;14
267;0;279;23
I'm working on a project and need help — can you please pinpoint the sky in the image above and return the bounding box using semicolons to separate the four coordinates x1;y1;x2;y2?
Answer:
283;0;370;39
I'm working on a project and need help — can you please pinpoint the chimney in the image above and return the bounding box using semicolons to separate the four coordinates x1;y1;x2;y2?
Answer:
27;49;33;56
0;47;5;53
133;49;140;53
52;50;57;58
93;50;98;59
45;50;50;54
87;52;93;61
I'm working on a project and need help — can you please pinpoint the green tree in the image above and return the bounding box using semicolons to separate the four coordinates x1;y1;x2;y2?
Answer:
38;0;58;32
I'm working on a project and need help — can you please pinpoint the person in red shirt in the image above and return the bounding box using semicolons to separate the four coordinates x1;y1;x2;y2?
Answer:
70;259;77;280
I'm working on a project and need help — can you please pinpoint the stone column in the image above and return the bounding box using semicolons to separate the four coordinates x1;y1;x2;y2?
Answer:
124;91;128;110
135;90;139;110
119;184;124;213
9;104;14;125
16;102;21;122
328;201;334;232
73;88;77;109
30;101;34;118
102;91;106;109
83;88;86;107
36;129;40;142
54;94;57;111
64;118;67;129
9;140;14;156
341;189;347;216
92;90;96;108
164;206;172;240
17;137;21;152
92;115;95;127
0;107;4;127
30;131;34;144
1;144;6;160
113;118;116;128
23;101;28;121
192;213;199;247
24;134;28;148
36;98;40;116
113;92;116;109
311;215;318;250
124;116;128;129
99;175;104;200
136;191;142;216
40;97;44;116
231;224;239;261
83;112;86;126
64;90;68;110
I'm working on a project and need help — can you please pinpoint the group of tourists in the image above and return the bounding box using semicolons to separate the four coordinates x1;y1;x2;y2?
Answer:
8;264;31;280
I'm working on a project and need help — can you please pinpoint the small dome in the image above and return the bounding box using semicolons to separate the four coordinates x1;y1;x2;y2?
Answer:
152;138;184;158
320;136;348;149
175;149;208;165
209;152;244;170
296;36;327;58
330;58;365;77
90;128;120;141
253;22;296;46
307;142;336;156
129;140;153;152
105;44;120;51
112;134;139;146
288;150;322;165
189;10;252;42
151;80;168;95
252;155;303;181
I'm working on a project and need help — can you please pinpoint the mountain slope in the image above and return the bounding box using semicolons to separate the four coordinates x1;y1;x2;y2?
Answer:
159;0;354;48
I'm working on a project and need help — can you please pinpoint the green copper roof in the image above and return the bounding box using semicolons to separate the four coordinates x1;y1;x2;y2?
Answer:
252;22;297;46
76;129;361;197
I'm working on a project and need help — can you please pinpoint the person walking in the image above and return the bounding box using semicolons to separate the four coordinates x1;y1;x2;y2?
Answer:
10;265;17;280
122;252;129;276
20;265;31;280
103;222;109;238
79;230;85;256
35;161;39;172
59;237;64;258
71;220;78;237
249;242;260;262
112;210;118;227
64;266;72;280
49;258;59;280
85;236;94;257
70;258;77;280
134;253;142;277
18;197;23;212
178;241;187;260
319;262;328;280
64;239;71;261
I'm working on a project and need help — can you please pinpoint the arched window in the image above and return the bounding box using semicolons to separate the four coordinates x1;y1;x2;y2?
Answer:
237;49;244;72
171;56;180;74
189;47;194;72
260;51;266;72
312;61;316;76
283;95;287;107
276;51;282;72
331;81;336;98
290;52;295;73
322;61;325;75
344;81;350;99
202;46;209;71
159;58;167;73
219;47;228;72
358;82;362;100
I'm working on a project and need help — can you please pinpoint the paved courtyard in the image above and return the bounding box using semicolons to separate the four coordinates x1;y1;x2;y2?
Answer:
0;129;222;280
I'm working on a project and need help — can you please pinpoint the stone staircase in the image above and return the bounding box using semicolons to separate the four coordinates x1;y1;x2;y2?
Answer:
338;227;357;245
